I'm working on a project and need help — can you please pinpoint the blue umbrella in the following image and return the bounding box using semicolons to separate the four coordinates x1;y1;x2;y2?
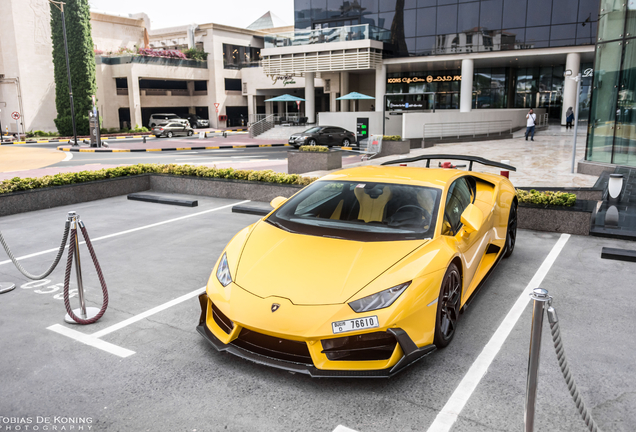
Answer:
336;92;375;111
265;94;306;118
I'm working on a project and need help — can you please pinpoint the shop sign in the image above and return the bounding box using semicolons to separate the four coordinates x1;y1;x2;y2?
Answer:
388;101;425;110
272;74;296;86
387;75;461;84
582;68;593;78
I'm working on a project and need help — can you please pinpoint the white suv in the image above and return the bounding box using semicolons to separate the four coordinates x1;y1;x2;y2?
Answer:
148;113;189;128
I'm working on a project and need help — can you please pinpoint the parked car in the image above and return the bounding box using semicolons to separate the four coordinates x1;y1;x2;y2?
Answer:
187;115;210;129
197;155;518;377
288;126;357;148
149;113;189;128
152;122;194;138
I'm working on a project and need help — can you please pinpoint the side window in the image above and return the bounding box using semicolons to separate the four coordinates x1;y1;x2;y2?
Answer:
441;178;474;236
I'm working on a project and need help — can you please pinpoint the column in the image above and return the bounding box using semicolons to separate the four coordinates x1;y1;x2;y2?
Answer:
265;101;273;116
375;64;386;112
562;53;581;125
305;72;316;124
127;73;142;128
341;71;349;112
460;59;474;113
247;95;255;122
277;101;284;117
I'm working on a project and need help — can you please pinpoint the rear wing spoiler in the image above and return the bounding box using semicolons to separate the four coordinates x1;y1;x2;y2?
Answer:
381;154;517;172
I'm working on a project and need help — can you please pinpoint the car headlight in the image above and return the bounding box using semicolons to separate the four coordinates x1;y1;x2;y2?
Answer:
348;282;411;313
216;253;232;287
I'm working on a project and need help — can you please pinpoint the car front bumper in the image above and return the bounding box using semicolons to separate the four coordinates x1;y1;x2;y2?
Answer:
197;292;436;378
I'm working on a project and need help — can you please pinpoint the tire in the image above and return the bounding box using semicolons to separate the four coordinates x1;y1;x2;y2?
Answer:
167;131;173;138
503;201;518;258
307;139;317;146
192;123;197;129
342;138;351;146
187;130;194;136
150;123;155;128
434;263;462;348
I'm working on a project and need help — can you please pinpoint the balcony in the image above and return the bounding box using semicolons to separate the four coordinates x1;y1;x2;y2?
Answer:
264;24;390;48
98;55;207;69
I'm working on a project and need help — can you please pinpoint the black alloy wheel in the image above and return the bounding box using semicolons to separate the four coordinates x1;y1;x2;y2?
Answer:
342;138;351;146
187;130;194;136
308;138;317;146
503;202;518;258
434;263;462;348
167;131;173;138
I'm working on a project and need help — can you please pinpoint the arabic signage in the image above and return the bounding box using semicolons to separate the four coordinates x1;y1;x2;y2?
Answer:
272;74;297;86
387;75;462;84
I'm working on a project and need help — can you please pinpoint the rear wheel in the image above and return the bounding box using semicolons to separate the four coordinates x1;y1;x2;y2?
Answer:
342;138;351;146
167;131;173;138
192;123;197;129
434;263;461;348
503;202;518;258
187;130;194;136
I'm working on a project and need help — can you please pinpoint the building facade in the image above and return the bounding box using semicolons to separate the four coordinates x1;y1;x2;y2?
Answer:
586;0;636;167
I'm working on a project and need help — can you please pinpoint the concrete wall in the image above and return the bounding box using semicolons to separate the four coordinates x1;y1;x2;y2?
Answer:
91;12;145;53
318;111;384;135
0;0;57;133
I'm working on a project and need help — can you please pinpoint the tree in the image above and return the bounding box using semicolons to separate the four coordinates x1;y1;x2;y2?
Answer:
50;0;96;136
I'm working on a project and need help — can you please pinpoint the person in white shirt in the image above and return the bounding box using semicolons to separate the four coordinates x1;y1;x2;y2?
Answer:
525;109;536;141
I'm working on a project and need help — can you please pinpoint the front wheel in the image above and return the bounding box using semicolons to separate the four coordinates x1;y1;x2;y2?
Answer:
187;130;194;136
191;123;197;129
307;139;317;146
167;131;173;138
434;263;462;348
503;202;518;258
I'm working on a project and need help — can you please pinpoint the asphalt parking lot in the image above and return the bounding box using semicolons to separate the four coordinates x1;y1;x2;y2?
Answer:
0;193;634;432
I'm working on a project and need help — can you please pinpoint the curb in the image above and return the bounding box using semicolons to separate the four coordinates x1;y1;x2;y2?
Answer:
56;143;293;153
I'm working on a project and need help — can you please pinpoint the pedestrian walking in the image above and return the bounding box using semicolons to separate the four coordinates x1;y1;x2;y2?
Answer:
525;109;537;141
565;107;574;129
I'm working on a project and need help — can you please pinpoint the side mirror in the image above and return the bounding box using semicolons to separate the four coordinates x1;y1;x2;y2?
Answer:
460;203;483;234
270;196;287;208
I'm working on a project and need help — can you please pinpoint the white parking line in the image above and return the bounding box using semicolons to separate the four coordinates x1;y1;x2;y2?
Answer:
0;200;250;267
426;233;570;432
47;287;205;357
62;151;73;161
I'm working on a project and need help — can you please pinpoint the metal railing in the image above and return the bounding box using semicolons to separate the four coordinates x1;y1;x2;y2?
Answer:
536;113;549;127
249;114;276;138
264;24;391;48
423;120;513;142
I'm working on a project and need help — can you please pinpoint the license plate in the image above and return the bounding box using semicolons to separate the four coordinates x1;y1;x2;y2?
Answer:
332;316;378;334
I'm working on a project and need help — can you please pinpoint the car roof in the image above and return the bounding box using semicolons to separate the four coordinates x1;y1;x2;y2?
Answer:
319;166;469;189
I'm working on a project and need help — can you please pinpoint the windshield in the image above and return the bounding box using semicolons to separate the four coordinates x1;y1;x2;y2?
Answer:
267;181;441;241
303;127;323;134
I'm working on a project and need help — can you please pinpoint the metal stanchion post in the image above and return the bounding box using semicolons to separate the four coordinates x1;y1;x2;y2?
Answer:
525;288;551;431
64;212;100;324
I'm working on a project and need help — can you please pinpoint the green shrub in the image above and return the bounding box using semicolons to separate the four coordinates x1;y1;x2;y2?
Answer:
26;130;59;138
183;48;208;61
299;145;329;152
0;164;317;195
517;189;576;207
382;135;402;141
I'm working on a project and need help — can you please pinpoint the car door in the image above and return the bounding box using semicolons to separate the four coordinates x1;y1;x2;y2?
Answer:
441;176;490;302
321;127;337;146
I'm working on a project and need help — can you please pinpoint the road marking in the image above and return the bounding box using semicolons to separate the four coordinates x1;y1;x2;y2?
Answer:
47;324;136;358
332;426;359;432
47;286;205;357
0;200;251;267
426;233;570;432
62;151;73;161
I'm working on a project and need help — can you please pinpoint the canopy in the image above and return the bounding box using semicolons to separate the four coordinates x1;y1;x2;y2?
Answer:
336;92;375;100
265;94;306;102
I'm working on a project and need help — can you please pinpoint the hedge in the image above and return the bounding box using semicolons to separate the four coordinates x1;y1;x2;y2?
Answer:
0;164;317;195
517;189;576;207
382;135;402;141
299;145;329;152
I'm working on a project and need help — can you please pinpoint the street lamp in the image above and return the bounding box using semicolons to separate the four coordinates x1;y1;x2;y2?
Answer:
50;0;79;146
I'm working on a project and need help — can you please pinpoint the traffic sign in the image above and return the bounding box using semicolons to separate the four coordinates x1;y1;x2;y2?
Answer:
214;103;220;113
11;112;20;120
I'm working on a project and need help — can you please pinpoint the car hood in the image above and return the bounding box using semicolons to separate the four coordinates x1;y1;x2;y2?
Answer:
234;221;424;305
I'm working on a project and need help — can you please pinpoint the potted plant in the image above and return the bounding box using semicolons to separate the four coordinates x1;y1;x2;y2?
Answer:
288;145;342;174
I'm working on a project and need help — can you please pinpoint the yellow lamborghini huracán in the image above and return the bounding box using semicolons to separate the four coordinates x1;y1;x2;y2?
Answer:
198;155;517;377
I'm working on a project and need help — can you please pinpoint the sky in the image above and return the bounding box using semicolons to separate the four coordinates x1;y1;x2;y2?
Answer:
88;0;295;30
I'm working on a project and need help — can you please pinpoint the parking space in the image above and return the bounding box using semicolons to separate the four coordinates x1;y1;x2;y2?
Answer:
0;195;633;431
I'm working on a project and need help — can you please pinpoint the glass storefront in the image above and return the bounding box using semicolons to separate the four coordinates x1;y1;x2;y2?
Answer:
586;1;636;166
294;0;600;57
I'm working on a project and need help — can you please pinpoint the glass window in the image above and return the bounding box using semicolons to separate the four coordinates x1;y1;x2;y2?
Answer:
442;178;474;236
405;0;417;8
551;0;579;24
437;4;458;34
598;0;626;41
587;42;622;163
503;0;527;28
551;24;577;40
579;0;600;23
268;181;442;241
526;26;551;42
458;2;480;32
406;37;417;53
613;40;636;165
417;0;436;7
312;0;328;19
438;0;458;5
626;0;636;37
405;9;417;37
224;78;242;91
526;0;552;26
362;13;379;26
417;7;437;36
361;0;379;13
379;0;397;12
327;0;344;17
416;35;435;53
379;11;395;29
480;0;503;30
